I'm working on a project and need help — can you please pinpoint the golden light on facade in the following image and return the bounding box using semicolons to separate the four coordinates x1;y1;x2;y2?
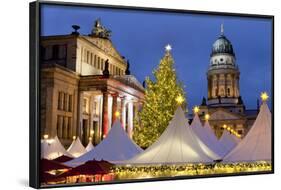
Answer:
72;136;76;140
175;95;184;105
90;130;94;136
223;124;227;129
43;134;49;139
193;106;200;114
46;139;54;144
115;111;121;118
204;114;210;120
227;127;231;131
89;137;92;141
260;92;269;102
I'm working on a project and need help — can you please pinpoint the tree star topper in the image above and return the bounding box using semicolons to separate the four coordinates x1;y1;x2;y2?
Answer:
193;106;200;114
176;94;184;105
165;44;172;52
260;92;269;102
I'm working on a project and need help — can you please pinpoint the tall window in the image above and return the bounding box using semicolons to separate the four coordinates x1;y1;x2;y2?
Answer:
101;59;104;70
97;57;100;69
68;117;72;138
68;95;72;112
52;45;59;59
40;46;46;61
58;92;72;112
57;92;62;110
83;98;89;113
64;93;68;111
56;115;62;138
86;51;90;63
90;53;93;65
94;55;97;67
227;88;230;96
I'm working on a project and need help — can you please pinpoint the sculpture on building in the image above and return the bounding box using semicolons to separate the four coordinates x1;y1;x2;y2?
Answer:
91;18;111;39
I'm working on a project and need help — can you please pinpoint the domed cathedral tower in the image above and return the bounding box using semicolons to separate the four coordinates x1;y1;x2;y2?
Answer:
207;24;244;112
197;24;257;139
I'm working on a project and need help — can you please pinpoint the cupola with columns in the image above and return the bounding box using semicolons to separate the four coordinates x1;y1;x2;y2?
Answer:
207;24;241;106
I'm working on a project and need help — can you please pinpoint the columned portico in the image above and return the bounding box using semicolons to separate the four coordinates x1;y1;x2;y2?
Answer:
102;91;109;139
111;93;118;123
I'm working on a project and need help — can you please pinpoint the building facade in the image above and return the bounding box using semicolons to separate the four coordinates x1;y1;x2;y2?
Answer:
40;19;144;147
197;25;258;138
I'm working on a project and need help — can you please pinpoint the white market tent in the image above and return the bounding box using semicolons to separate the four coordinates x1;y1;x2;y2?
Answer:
219;130;240;157
67;137;87;158
85;141;95;152
65;120;143;167
122;107;219;165
191;118;225;158
223;102;272;162
41;136;72;160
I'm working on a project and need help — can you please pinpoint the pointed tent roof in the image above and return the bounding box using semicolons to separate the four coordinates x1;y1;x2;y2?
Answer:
41;136;73;160
85;141;95;152
67;137;87;158
191;119;225;158
223;102;272;162
123;107;219;165
65;120;143;167
218;130;240;157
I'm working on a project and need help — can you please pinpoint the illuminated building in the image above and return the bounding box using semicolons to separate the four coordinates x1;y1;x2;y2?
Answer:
40;19;144;146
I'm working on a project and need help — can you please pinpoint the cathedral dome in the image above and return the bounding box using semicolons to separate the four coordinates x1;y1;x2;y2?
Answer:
211;35;235;57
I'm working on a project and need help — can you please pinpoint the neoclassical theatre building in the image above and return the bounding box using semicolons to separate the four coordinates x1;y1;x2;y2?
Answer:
197;25;258;138
40;19;144;146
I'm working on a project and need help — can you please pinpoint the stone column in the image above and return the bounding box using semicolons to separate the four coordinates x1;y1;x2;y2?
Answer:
232;74;235;97
224;74;227;97
77;91;83;139
63;116;68;139
216;74;219;97
58;116;63;138
127;101;134;138
89;95;94;144
72;89;78;138
111;93;118;123
102;91;109;139
120;97;126;129
236;76;240;96
208;76;212;99
45;86;57;138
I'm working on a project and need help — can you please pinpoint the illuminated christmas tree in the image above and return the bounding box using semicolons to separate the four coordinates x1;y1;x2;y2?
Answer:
133;44;186;148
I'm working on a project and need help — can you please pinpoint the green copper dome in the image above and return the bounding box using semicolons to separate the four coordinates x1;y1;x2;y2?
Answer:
211;35;235;57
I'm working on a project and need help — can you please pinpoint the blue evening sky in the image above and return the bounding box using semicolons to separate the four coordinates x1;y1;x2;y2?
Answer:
41;4;272;110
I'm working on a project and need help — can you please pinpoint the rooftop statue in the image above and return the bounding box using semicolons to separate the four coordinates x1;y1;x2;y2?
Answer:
91;18;112;39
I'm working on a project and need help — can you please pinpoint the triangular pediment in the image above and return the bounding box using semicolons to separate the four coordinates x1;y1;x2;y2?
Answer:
210;109;241;120
82;36;125;62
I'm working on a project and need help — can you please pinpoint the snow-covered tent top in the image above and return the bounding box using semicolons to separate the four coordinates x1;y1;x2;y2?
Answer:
219;130;240;157
65;120;143;167
41;136;72;160
191;118;225;158
223;102;272;162
67;137;87;158
85;141;94;152
122;107;219;165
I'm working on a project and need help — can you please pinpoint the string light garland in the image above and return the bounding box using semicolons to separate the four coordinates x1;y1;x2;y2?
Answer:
113;162;271;180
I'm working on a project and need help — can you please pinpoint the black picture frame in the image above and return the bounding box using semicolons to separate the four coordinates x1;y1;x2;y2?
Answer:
29;1;274;189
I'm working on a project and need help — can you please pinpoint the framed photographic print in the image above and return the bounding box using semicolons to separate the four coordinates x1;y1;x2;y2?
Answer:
29;0;274;188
